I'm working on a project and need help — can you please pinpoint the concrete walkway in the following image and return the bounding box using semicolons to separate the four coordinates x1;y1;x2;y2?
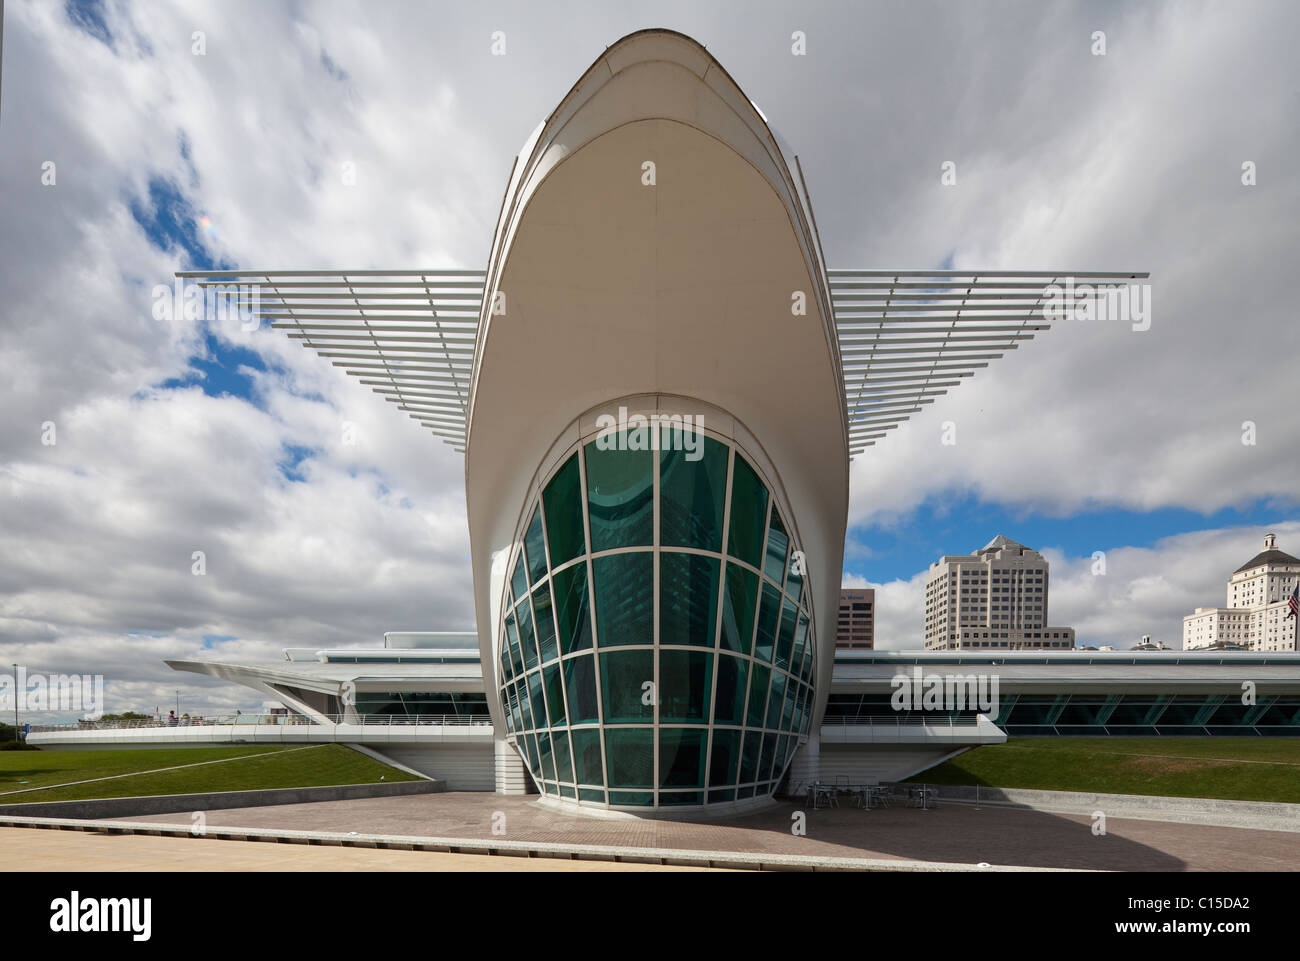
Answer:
101;792;1300;871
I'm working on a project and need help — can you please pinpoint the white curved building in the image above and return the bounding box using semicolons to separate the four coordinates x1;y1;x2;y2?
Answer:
46;28;1148;816
463;31;845;812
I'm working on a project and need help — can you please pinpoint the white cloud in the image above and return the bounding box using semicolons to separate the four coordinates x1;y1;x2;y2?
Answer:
838;0;1300;526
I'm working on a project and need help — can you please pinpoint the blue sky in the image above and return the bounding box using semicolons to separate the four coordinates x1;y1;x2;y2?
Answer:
846;496;1294;584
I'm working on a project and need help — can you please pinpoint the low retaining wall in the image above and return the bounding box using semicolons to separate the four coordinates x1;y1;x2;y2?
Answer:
0;778;444;820
902;783;1300;833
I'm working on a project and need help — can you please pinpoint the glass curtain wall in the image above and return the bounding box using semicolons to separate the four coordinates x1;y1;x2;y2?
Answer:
495;428;815;809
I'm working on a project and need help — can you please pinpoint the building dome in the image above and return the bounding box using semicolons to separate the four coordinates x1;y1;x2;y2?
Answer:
1234;533;1300;574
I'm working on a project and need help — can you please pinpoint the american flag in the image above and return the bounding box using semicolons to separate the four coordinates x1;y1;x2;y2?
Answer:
1289;582;1299;620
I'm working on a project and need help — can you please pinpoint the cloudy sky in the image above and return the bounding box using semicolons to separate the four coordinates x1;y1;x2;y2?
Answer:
1;0;1296;717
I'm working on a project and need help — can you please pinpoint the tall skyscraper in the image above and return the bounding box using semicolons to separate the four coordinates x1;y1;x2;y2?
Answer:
924;535;1076;650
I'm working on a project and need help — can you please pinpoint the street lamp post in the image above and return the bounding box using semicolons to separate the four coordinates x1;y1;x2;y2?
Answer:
12;663;18;742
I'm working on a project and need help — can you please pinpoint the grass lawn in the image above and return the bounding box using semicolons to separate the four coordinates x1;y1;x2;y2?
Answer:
0;744;417;804
907;738;1300;804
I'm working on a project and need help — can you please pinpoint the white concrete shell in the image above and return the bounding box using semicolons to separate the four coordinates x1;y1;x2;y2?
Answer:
466;30;847;758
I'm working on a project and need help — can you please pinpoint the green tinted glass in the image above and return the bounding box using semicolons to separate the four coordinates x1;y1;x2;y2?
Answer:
563;655;598;724
608;791;653;806
552;562;593;654
551;729;574;783
658;649;712;723
585;437;653;551
659;790;703;806
765;672;786;730
763;506;789;585
518;680;534;730
781;679;797;731
713;653;748;725
791;612;809;676
660;433;728;551
537;731;557;782
659;552;719;647
726;454;768;567
507;684;521;731
501;613;517;681
505;611;522;678
511;554;528;604
739;730;762;783
592;552;654;646
543;662;567;727
774;595;797;671
754;582;781;663
759;733;777;782
527;671;545;731
542;453;585;567
746;664;770;728
599;650;654;724
659;728;707;789
517;601;539;670
570;727;604;784
720;563;758;654
532;585;558;663
709;728;741;786
523;508;548;585
786;533;804;602
498;640;512;684
605;728;655;789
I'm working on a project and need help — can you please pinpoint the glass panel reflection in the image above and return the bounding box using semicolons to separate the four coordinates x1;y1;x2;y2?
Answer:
592;552;654;646
659;552;719;647
586;437;653;551
660;434;728;552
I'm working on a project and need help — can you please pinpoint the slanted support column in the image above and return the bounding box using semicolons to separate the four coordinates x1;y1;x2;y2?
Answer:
495;738;528;795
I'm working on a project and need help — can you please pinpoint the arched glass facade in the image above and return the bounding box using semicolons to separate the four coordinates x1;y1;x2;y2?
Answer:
495;426;816;810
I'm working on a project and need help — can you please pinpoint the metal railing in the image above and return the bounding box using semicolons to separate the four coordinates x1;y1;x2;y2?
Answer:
786;778;942;811
821;714;985;728
27;713;493;733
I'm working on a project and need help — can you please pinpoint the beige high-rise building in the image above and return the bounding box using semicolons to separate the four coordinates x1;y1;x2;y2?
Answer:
1183;533;1299;651
924;535;1076;650
836;588;875;649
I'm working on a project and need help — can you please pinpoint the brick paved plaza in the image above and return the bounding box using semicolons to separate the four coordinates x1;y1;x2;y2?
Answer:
115;792;1299;871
